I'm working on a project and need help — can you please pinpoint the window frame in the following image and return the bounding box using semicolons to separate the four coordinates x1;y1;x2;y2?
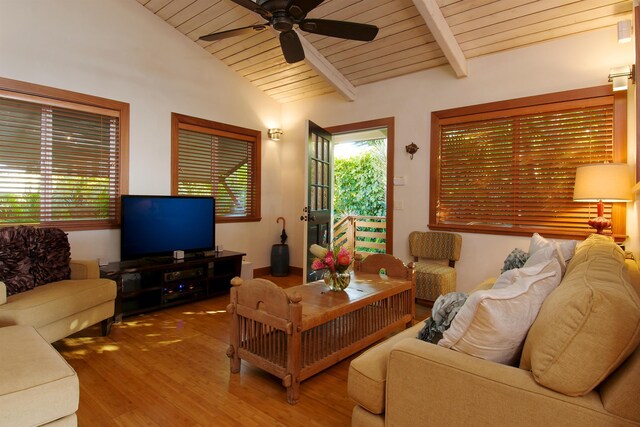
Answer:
171;113;261;223
429;85;627;240
0;77;130;231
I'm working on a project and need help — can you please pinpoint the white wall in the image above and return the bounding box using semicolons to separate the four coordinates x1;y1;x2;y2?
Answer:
282;27;637;292
0;2;636;283
0;0;285;268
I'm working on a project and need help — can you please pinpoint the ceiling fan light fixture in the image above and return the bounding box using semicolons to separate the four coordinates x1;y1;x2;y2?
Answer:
200;0;380;64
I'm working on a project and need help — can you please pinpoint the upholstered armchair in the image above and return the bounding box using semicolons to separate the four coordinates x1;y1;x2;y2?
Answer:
408;231;462;303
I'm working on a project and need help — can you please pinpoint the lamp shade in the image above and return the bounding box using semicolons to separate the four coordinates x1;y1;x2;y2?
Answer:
573;163;633;202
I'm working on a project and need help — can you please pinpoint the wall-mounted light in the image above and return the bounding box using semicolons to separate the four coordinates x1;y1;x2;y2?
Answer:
267;128;283;141
618;20;633;43
608;65;635;92
405;142;419;160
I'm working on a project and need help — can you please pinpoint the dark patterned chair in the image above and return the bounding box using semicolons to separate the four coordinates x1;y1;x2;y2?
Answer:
408;231;462;304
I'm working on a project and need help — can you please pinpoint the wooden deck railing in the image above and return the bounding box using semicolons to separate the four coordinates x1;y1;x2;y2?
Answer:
334;215;386;258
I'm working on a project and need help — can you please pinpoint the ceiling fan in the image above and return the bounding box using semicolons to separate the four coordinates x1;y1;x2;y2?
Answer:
199;0;379;64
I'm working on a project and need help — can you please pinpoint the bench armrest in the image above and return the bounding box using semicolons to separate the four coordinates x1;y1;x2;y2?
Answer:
0;281;5;305
385;338;619;426
69;260;100;280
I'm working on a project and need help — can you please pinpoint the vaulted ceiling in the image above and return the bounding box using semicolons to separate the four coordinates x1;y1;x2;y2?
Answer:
136;0;633;103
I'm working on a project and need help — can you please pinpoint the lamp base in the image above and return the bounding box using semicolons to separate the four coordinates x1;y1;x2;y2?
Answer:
588;216;612;234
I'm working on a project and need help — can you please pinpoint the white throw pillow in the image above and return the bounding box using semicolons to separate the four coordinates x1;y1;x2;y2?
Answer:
524;243;566;276
529;233;578;263
438;259;562;365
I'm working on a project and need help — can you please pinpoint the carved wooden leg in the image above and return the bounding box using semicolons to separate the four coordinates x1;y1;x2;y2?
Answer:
101;317;113;336
285;374;300;405
227;283;241;374
286;294;303;404
227;345;241;373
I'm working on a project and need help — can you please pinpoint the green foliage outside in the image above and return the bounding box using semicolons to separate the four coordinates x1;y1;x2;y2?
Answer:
333;139;387;255
333;140;387;221
0;176;111;224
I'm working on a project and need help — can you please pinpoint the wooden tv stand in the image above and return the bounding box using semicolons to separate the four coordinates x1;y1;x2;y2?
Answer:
100;251;244;320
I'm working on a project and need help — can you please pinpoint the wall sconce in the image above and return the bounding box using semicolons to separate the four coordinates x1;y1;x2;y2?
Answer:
608;65;635;91
618;20;633;43
405;142;419;160
267;128;283;141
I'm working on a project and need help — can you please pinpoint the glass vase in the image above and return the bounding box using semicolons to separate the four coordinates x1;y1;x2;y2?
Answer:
324;271;351;291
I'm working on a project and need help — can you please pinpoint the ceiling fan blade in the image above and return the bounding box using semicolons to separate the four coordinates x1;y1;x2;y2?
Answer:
287;0;324;20
229;0;272;19
299;19;379;41
199;24;269;42
279;30;305;64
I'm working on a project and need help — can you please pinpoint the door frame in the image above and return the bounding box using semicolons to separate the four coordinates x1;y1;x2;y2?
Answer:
326;117;395;255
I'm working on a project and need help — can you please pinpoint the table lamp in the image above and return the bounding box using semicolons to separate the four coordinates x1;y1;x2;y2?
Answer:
573;163;633;234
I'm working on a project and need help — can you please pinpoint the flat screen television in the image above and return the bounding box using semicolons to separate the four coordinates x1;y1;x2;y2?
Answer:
120;195;215;261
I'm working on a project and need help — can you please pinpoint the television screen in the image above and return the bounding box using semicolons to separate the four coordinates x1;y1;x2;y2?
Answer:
120;195;215;261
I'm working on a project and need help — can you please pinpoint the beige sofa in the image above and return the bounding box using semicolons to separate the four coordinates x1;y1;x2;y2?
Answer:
0;325;79;427
348;235;640;426
0;259;117;343
0;226;116;343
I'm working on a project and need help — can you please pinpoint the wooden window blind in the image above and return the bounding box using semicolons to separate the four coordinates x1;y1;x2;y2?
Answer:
430;86;627;239
171;113;261;222
0;78;129;230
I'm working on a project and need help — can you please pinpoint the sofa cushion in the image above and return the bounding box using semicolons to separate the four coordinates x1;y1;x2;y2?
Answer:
0;325;78;426
438;259;561;365
29;227;71;286
0;278;116;328
520;235;640;396
599;343;640;422
348;322;424;414
0;226;35;296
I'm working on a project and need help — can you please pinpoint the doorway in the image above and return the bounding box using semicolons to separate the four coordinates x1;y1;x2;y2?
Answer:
326;117;395;257
302;118;394;282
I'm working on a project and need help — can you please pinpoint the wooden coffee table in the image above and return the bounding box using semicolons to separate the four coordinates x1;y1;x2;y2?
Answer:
226;271;415;404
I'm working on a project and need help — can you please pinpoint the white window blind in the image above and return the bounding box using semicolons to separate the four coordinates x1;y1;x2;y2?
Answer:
0;94;122;229
172;114;260;222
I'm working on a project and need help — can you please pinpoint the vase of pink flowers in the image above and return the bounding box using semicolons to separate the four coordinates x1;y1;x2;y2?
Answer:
309;243;353;291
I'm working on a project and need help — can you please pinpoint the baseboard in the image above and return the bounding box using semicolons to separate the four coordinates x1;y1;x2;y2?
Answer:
253;266;303;277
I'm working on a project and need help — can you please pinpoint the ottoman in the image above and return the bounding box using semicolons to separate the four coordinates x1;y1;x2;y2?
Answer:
0;325;79;427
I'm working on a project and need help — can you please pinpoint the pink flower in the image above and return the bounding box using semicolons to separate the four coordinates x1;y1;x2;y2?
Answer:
324;253;335;270
337;246;352;266
311;259;324;270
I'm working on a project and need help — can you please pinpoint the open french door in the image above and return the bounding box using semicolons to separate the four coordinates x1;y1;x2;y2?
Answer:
302;121;333;282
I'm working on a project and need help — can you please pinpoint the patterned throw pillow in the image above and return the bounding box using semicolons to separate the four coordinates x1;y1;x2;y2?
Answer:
29;227;71;286
0;226;35;296
501;248;529;273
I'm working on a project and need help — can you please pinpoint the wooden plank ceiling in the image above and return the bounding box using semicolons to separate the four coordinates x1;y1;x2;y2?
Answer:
136;0;633;103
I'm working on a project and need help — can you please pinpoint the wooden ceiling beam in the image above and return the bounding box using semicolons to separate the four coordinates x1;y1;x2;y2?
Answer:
412;0;468;78
266;28;355;101
293;29;356;101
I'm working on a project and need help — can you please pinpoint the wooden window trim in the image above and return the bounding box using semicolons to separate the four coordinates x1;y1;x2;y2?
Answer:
171;113;261;223
0;77;129;231
429;85;627;241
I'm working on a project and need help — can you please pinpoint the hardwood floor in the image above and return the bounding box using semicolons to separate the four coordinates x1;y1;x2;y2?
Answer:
54;274;430;427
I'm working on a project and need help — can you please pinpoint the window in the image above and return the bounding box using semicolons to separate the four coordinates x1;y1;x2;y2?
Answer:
430;86;627;239
171;113;261;222
0;77;129;230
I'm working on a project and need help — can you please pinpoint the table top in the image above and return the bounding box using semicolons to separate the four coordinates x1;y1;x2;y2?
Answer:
283;272;413;328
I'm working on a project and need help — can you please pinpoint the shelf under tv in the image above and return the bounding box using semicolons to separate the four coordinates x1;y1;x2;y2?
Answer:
100;250;245;320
